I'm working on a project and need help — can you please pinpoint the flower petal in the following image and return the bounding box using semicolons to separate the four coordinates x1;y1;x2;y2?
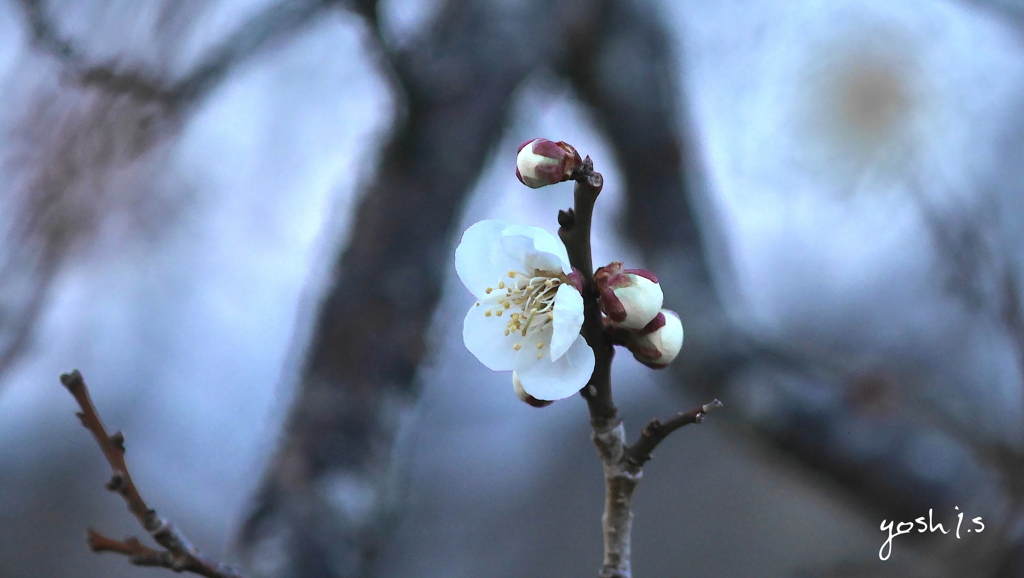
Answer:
515;335;595;400
549;283;584;361
455;220;521;298
499;224;572;275
462;297;518;371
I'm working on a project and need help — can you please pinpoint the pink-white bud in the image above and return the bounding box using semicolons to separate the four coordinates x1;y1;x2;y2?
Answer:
627;310;683;369
512;371;553;408
594;262;663;330
515;139;582;188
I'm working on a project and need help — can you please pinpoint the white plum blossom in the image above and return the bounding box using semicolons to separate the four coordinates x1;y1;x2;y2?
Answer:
627;309;684;369
515;138;582;188
455;219;594;401
594;262;664;330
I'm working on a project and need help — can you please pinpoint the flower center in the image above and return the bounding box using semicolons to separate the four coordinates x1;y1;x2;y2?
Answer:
477;270;563;358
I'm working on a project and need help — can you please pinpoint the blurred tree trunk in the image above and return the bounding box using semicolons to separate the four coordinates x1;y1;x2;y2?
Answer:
237;0;545;575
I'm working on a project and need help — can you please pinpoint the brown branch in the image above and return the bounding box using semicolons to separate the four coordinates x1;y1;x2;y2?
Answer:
556;150;720;577
88;530;174;568
559;157;619;430
592;423;637;578
625;399;723;470
60;370;246;578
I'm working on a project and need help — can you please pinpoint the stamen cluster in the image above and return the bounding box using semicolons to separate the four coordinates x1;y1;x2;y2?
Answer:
478;271;565;359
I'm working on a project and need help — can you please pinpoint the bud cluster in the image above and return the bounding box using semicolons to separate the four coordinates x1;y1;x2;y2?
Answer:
594;262;682;369
506;138;685;407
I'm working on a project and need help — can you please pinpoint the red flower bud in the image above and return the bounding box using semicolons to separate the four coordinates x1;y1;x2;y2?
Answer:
515;139;583;188
626;309;683;369
594;262;663;330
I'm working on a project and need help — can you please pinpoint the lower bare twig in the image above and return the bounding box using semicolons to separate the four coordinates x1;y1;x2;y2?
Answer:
60;369;246;578
590;400;722;578
626;399;723;470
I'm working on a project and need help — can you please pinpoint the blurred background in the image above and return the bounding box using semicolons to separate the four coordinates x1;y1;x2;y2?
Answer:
1;0;1024;576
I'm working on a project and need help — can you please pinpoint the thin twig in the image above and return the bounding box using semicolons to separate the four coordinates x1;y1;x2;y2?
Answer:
60;370;246;578
625;399;722;470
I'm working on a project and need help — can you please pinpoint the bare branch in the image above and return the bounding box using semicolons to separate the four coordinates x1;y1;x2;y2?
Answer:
625;399;723;469
559;157;618;429
592;423;637;578
556;149;721;577
60;370;247;578
18;0;335;107
19;0;79;65
589;403;722;578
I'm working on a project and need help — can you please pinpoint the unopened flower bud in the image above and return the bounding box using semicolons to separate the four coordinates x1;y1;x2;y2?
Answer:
627;310;683;369
516;139;583;188
594;262;663;330
512;371;553;408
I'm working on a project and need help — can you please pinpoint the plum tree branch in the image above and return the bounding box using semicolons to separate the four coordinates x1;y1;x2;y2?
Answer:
560;157;617;430
625;399;723;470
60;370;246;578
557;154;720;578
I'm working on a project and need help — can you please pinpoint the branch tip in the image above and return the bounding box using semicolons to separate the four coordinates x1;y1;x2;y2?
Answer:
60;369;83;389
702;399;723;414
61;372;248;578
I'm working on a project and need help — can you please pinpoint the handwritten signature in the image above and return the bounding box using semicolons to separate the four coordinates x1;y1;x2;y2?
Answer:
880;508;984;560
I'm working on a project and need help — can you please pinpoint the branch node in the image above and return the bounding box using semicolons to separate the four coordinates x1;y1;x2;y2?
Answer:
111;430;125;452
105;473;126;493
62;372;247;578
60;369;84;389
